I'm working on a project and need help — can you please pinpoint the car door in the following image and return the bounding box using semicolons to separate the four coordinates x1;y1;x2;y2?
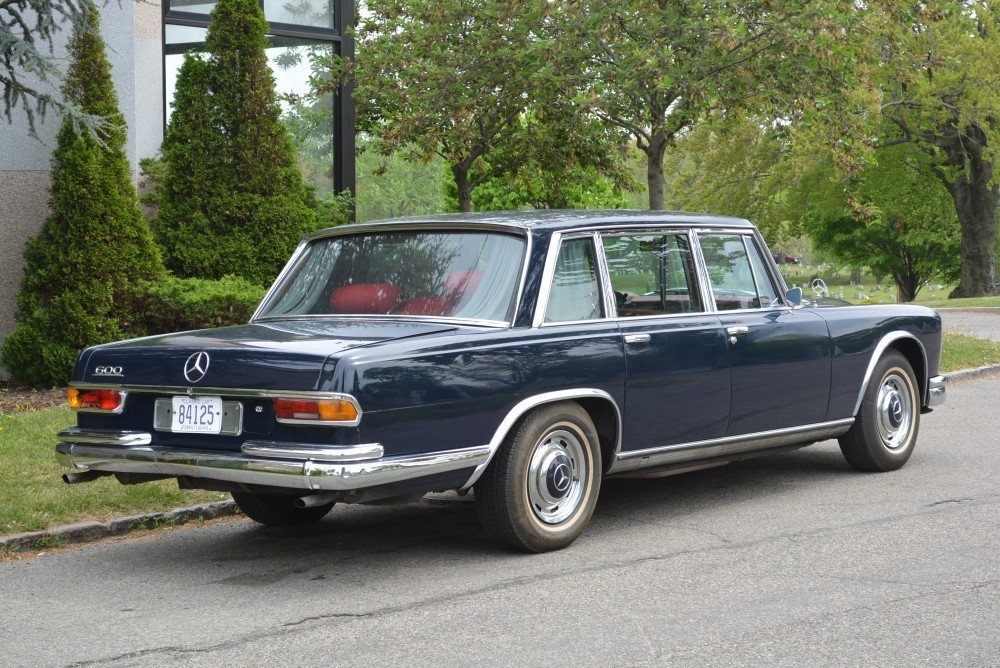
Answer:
696;232;832;436
601;231;731;452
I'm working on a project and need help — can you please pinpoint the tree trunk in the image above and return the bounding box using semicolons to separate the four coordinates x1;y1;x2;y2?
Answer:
451;164;473;213
948;177;998;297
643;131;668;210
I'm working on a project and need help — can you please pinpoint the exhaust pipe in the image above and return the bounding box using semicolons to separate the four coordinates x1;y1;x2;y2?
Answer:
296;492;339;508
62;470;112;484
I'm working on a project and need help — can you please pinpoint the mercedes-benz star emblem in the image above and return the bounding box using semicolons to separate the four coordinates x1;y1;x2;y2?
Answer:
553;463;572;493
184;351;210;383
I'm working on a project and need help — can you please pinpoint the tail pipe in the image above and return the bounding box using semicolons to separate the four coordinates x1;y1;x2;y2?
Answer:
296;492;339;508
63;470;112;485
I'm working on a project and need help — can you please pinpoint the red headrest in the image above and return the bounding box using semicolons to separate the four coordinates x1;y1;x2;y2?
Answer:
329;284;401;314
394;296;453;316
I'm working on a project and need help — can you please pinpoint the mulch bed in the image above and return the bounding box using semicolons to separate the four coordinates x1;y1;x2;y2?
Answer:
0;386;67;414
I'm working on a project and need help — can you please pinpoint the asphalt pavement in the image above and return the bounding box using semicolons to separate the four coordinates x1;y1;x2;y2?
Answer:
1;374;997;667
938;307;1000;342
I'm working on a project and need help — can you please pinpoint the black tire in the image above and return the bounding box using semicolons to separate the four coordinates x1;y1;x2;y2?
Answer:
839;350;920;472
475;402;602;552
232;492;334;527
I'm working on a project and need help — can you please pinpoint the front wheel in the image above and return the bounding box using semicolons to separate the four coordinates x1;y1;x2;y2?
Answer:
839;351;920;472
475;402;601;552
232;492;334;527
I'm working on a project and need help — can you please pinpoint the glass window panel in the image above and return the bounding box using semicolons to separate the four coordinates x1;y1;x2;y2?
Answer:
166;0;218;16
258;232;526;323
164;28;336;194
746;239;779;306
545;238;603;323
602;234;703;317
264;0;334;28
700;234;763;311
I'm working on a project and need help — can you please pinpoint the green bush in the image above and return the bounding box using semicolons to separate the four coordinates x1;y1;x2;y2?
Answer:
141;276;267;334
0;4;162;387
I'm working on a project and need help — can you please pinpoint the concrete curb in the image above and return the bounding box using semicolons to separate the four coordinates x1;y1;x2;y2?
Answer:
0;500;238;554
3;364;999;554
945;363;1000;384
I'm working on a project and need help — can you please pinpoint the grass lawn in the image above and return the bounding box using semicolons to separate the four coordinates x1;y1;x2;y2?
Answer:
0;406;225;536
940;333;1000;373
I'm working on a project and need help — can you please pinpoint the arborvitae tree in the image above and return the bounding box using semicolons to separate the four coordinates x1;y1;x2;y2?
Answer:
0;2;163;387
155;0;317;285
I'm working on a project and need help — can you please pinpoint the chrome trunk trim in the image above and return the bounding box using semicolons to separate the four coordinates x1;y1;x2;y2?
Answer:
241;441;384;462
607;419;854;474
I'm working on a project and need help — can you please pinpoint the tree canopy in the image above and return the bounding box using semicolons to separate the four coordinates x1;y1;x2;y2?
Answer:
869;1;1000;296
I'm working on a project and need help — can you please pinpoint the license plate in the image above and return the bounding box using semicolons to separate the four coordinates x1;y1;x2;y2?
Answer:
171;396;223;434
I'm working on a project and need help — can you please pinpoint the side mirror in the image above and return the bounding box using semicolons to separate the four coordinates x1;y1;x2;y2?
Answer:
785;287;803;306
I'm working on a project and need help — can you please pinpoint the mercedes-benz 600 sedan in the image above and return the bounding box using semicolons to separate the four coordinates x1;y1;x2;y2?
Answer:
57;211;946;551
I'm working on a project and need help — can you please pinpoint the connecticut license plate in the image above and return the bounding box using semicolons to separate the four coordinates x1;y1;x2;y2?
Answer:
171;395;223;434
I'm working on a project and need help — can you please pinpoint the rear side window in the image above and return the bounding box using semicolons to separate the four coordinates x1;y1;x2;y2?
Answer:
602;233;703;317
544;237;603;323
699;234;779;311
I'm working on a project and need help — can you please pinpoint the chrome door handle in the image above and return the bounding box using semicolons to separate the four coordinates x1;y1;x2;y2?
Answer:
624;333;651;346
726;325;750;344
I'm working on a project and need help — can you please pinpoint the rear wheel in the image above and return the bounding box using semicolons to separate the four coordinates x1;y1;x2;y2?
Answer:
475;402;601;552
232;492;334;527
839;351;920;472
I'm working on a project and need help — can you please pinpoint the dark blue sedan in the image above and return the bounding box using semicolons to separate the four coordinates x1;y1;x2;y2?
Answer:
57;211;946;551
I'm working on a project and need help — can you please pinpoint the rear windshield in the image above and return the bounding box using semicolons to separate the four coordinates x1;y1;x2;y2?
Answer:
256;230;526;323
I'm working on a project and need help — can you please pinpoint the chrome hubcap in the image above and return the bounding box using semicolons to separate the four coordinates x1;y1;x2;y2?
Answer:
527;427;587;524
877;372;913;451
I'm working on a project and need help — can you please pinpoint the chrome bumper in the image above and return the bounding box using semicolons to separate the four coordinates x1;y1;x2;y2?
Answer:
927;375;947;408
56;428;490;492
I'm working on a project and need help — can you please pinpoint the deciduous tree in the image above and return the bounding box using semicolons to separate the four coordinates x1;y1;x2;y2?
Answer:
873;1;1000;296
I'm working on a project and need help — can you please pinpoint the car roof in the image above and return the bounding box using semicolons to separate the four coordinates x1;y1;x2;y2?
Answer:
307;210;753;240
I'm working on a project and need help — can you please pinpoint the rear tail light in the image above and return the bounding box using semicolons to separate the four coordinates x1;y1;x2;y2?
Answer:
69;388;126;413
274;396;361;425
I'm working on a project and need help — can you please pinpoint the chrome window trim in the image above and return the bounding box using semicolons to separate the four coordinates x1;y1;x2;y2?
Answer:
693;230;794;314
460;388;623;491
251;314;510;329
537;233;608;326
852;331;929;415
606;418;855;474
593;231;619;319
252;225;531;327
532;231;563;328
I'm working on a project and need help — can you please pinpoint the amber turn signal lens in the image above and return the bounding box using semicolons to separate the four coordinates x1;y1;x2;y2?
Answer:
274;397;359;423
68;388;124;411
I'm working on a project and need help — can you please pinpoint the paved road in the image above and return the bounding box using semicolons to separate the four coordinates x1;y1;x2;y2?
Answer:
2;376;998;667
939;308;1000;343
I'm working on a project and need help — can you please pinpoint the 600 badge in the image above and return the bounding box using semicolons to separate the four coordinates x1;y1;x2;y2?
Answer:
93;366;124;377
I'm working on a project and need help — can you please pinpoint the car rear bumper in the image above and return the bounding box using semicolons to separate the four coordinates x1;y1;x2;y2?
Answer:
56;428;490;492
927;375;947;408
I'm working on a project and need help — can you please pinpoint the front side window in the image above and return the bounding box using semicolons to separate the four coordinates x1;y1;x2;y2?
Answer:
258;231;526;323
699;234;779;311
544;238;603;323
602;233;703;317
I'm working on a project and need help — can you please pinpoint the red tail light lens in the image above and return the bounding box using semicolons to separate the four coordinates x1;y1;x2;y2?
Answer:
68;388;125;412
274;397;360;424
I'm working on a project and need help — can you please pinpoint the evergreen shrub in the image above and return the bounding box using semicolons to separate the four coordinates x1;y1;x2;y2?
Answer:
141;276;266;334
0;4;162;387
154;0;318;286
